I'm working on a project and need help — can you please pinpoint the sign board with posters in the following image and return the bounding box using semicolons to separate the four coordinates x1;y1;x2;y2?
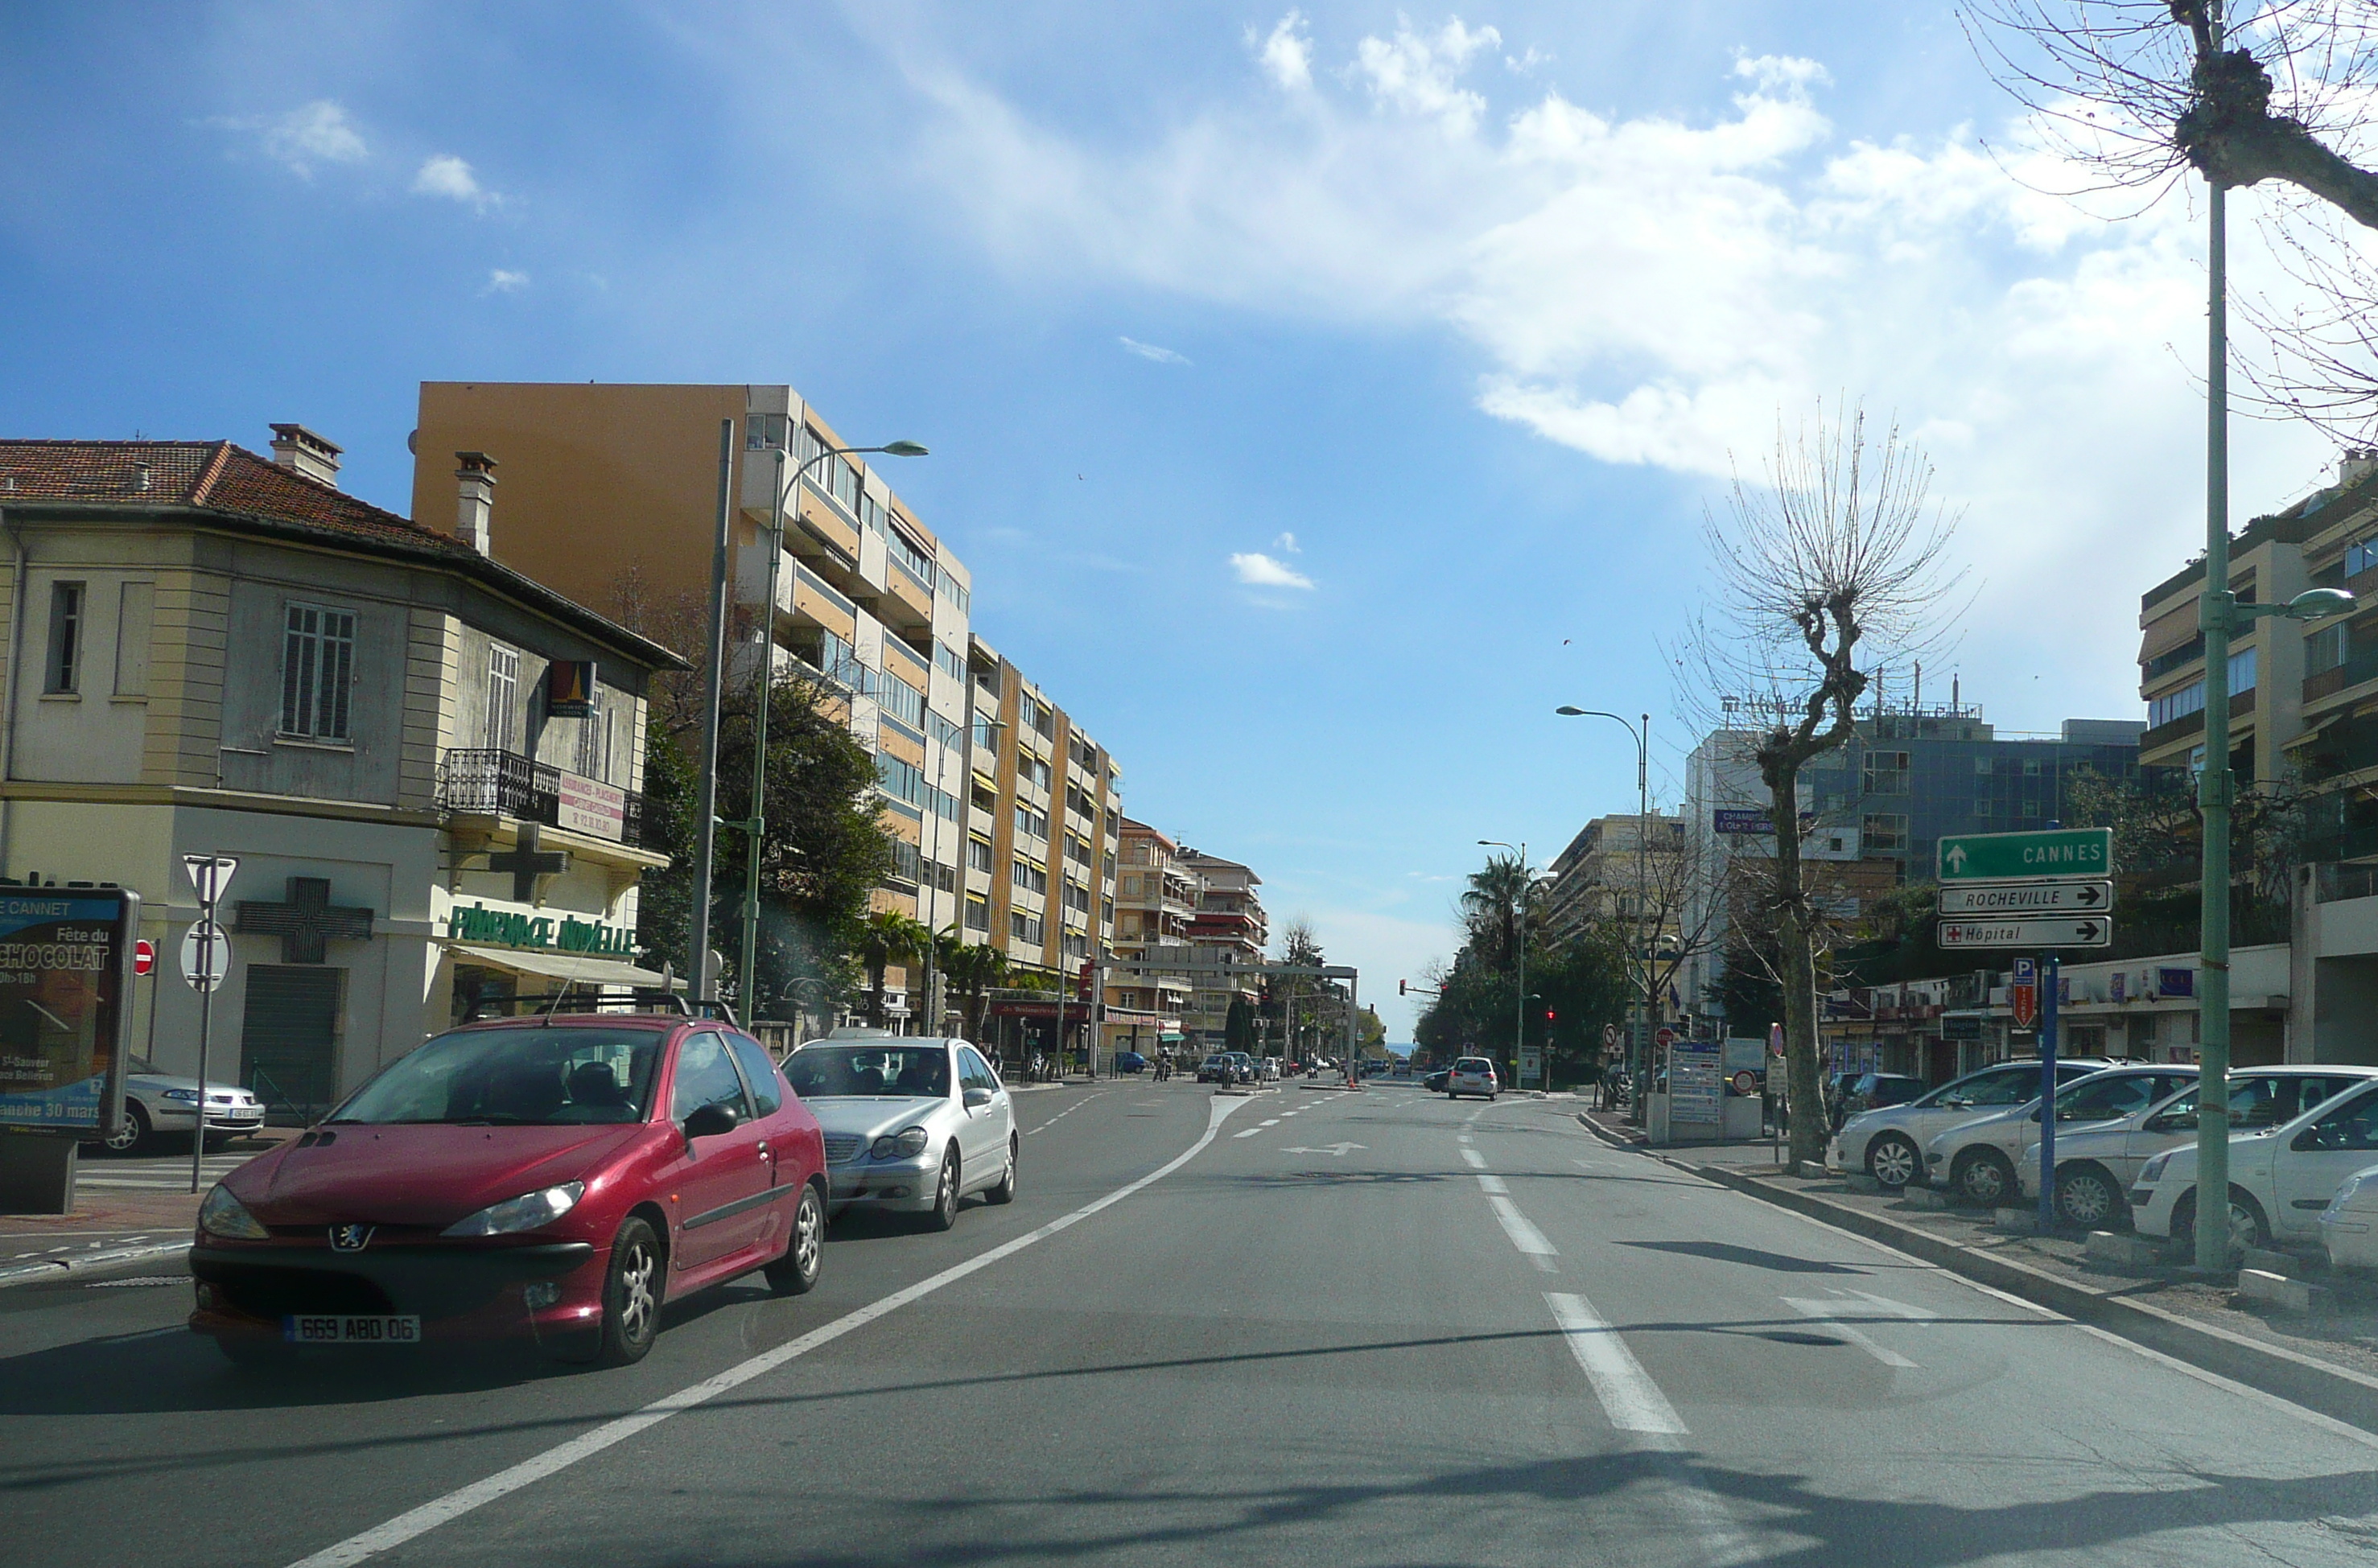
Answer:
1670;1039;1723;1126
555;771;627;841
0;887;139;1134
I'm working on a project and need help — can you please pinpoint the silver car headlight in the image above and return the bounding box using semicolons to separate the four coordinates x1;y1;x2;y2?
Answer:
442;1181;586;1238
2327;1172;2375;1216
162;1089;200;1104
199;1183;270;1241
872;1126;931;1160
2138;1152;2174;1186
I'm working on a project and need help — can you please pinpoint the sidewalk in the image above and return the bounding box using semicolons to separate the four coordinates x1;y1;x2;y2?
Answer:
1576;1109;2378;1431
0;1128;295;1286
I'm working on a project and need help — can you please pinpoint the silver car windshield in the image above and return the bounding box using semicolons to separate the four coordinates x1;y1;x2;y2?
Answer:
787;1046;950;1099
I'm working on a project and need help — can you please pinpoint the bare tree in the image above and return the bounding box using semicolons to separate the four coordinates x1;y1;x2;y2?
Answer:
1677;405;1966;1171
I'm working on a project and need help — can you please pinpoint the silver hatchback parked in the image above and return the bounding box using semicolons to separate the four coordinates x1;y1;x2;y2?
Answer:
1829;1057;2116;1190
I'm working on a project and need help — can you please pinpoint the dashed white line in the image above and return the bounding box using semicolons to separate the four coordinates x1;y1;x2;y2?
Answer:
1460;1147;1487;1169
1476;1174;1508;1196
1489;1196;1558;1270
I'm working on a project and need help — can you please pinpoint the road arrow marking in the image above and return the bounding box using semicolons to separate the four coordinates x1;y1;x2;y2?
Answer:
1783;1298;1918;1368
1278;1142;1365;1156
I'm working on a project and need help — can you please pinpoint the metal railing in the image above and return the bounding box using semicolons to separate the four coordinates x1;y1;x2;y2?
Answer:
439;747;562;825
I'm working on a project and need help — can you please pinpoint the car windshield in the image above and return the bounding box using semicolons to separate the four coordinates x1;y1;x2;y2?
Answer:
785;1046;950;1099
328;1027;661;1126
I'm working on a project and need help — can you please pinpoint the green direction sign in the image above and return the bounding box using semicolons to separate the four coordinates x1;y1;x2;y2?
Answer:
1935;827;2113;884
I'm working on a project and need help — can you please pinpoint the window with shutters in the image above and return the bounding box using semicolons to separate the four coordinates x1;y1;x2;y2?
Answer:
45;582;85;693
282;602;356;740
484;644;519;752
575;699;609;781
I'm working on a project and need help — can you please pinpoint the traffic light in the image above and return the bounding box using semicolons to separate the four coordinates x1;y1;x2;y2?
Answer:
1398;978;1406;996
1544;1008;1556;1023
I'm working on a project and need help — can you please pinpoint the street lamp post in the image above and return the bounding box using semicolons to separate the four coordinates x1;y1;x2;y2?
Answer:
1478;839;1528;1087
1556;708;1652;1109
733;430;927;1019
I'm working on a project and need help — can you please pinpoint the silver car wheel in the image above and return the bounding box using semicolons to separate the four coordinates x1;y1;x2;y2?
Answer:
616;1238;656;1341
103;1104;148;1154
1866;1135;1919;1190
2054;1167;2118;1228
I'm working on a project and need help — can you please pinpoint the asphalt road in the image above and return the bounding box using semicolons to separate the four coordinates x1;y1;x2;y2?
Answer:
6;1080;2378;1566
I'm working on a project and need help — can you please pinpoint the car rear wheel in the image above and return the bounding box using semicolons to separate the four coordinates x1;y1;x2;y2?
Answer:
2054;1165;2124;1229
595;1218;663;1367
987;1136;1018;1205
765;1184;825;1296
921;1147;960;1233
1865;1134;1921;1191
1954;1149;2016;1208
103;1103;150;1155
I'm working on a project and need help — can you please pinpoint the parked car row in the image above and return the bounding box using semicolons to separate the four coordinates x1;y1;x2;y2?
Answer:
190;1019;1015;1373
1829;1053;2378;1267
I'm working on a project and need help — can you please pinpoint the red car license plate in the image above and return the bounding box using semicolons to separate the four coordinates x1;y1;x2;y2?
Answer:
282;1315;422;1344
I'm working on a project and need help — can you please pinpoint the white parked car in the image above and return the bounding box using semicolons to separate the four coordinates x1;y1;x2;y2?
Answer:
2132;1077;2378;1257
2021;1068;2378;1228
781;1031;1017;1231
1828;1058;2114;1191
80;1053;267;1154
2320;1159;2378;1272
1923;1065;2199;1208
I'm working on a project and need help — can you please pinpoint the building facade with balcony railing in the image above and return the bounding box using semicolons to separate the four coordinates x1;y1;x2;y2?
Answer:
0;429;685;1121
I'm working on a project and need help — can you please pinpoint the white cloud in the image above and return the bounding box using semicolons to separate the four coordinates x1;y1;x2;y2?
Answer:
483;268;530;294
1249;10;1312;93
412;154;498;209
1230;551;1314;589
1272;530;1300;554
903;19;2339;721
1350;15;1502;135
1119;335;1189;364
220;100;368;176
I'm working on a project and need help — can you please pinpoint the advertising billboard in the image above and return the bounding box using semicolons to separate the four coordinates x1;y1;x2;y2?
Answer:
0;887;138;1134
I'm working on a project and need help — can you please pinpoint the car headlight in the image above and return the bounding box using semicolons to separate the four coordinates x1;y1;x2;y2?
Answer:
162;1089;200;1104
198;1184;270;1240
441;1181;586;1238
2138;1152;2174;1186
2328;1172;2374;1216
872;1126;931;1160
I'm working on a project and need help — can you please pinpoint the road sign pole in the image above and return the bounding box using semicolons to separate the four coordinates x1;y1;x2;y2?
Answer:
190;900;216;1196
2038;950;2059;1235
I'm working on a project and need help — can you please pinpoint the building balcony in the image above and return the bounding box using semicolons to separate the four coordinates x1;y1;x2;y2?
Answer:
439;748;655;850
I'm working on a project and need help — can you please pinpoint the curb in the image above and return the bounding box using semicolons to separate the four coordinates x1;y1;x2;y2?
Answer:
1576;1117;2378;1434
0;1240;188;1290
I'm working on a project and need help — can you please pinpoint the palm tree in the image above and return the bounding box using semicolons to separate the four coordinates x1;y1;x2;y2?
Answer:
1459;853;1539;973
856;909;933;1029
937;928;1009;1044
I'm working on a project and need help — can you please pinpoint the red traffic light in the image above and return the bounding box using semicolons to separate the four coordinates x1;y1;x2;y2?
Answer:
1543;1009;1556;1022
1398;978;1406;995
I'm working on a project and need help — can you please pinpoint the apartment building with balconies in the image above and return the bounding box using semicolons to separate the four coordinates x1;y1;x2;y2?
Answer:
1544;812;1686;947
1179;849;1267;1054
0;429;681;1116
1108;819;1201;1059
410;382;975;1027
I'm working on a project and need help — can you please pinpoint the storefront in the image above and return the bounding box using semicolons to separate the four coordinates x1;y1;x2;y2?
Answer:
431;887;672;1022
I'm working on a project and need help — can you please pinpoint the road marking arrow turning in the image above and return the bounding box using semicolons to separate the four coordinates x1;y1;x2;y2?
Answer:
1278;1142;1365;1156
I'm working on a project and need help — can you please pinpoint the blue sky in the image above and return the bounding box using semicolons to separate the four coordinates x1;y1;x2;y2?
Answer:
0;4;2339;1035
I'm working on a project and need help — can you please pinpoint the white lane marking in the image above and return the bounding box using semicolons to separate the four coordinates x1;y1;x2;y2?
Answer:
1477;1174;1509;1196
1840;1288;1936;1323
1259;1119;1280;1126
1460;1147;1486;1169
283;1096;1258;1568
1232;1128;1263;1138
1544;1290;1687;1435
1782;1298;1918;1368
1490;1196;1559;1270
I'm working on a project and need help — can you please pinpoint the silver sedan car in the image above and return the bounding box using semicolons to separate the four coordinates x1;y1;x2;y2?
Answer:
782;1031;1017;1230
81;1053;266;1154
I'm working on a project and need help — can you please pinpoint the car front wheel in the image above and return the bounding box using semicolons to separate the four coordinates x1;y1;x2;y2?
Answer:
103;1103;150;1155
1954;1150;2015;1208
1866;1134;1921;1191
2172;1187;2268;1261
2054;1165;2124;1229
595;1218;663;1367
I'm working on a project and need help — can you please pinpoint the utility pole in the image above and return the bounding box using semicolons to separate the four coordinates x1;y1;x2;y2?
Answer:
688;419;735;1010
2195;0;2234;1274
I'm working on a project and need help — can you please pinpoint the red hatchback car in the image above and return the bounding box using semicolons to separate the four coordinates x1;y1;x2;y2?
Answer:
189;1014;827;1368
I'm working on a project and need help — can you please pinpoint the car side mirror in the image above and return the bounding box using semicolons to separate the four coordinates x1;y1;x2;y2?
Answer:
963;1086;992;1110
682;1102;741;1140
2148;1112;2196;1134
1943;1096;1968;1109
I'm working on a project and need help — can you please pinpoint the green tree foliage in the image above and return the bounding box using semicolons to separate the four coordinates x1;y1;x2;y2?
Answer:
636;671;892;1017
1417;849;1629;1084
1224;993;1255;1054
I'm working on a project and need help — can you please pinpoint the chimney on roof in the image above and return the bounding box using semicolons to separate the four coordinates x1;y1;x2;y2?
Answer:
454;451;497;554
269;423;343;488
2345;448;2378;488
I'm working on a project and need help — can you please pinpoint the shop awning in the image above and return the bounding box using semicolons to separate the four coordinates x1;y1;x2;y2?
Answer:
447;942;677;990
